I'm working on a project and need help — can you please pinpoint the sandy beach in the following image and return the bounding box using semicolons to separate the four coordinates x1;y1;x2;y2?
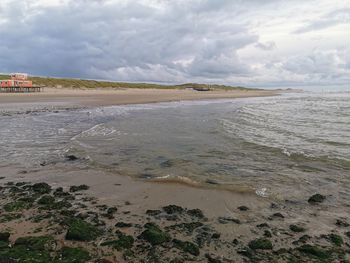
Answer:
0;87;277;108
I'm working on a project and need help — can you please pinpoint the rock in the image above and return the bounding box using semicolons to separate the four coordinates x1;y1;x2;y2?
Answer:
336;219;349;227
256;223;269;228
60;247;90;263
238;206;249;211
248;238;273;250
218;217;241;224
345;231;350;238
101;231;134;250
187;208;205;219
211;233;221;239
163;205;184;214
37;195;55;205
0;233;10;242
115;222;132;228
4;201;32;212
65;155;79;161
297;244;329;259
146;209;162;216
166;222;203;234
205;254;223;263
107;207;118;215
272;212;284;219
326;233;343;246
205;179;220;185
69;184;89;192
289;224;305;233
308;194;325;204
65;219;101;241
139;223;171;246
14;236;55;251
173;239;200;256
32;183;51;194
263;230;272;238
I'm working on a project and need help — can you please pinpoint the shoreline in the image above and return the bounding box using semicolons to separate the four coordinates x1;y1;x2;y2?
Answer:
0;87;278;110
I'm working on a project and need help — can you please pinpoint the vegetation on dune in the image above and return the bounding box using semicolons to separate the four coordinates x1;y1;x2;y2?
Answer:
0;74;251;90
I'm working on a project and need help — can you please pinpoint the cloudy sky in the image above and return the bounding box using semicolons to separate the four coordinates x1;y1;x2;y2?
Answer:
0;0;349;87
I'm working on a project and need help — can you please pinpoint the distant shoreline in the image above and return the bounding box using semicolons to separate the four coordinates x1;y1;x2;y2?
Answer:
0;87;278;109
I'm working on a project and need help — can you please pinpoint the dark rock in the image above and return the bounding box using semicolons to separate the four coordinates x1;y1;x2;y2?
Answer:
205;179;220;185
248;238;273;250
0;232;10;242
289;224;305;233
173;239;200;256
256;223;269;228
297;244;329;259
65;155;79;161
107;207;118;215
37;195;55;205
336;219;349;227
238;206;249;211
115;222;132;228
187;208;205;219
308;194;326;204
272;212;284;219
146;209;162;216
69;184;89;192
163;205;184;214
325;233;343;246
263;230;272;238
205;254;222;263
139;223;171;246
211;233;221;239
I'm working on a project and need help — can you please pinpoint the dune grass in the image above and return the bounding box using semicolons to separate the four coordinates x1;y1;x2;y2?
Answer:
0;75;251;91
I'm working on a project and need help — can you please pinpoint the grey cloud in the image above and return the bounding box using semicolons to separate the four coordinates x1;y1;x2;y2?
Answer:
294;8;350;34
255;41;276;51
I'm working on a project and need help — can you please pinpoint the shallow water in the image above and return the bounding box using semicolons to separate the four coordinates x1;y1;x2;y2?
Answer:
1;91;349;202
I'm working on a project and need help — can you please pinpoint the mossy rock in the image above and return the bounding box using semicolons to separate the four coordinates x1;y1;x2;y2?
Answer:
187;208;205;219
308;194;325;204
289;224;305;233
297;244;329;259
40;200;72;210
3;201;32;212
14;236;55;251
139;223;171;245
327;233;343;246
0;213;22;223
69;185;89;192
37;195;55;205
248;238;273;250
0;245;52;262
101;231;134;250
163;205;184;214
65;219;101;241
59;246;90;263
173;239;200;256
32;183;51;194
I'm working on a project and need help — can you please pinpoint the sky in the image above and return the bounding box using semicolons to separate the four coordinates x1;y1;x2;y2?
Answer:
0;0;349;88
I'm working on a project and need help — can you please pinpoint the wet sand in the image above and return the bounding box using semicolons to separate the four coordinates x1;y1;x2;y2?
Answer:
0;88;349;262
0;87;277;109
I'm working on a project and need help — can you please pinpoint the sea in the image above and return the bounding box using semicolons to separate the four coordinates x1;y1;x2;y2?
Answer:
0;90;349;203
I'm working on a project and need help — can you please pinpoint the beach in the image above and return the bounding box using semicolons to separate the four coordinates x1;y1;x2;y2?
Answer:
0;89;349;262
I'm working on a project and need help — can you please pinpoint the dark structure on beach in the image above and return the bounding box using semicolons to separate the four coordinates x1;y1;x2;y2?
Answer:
0;73;41;93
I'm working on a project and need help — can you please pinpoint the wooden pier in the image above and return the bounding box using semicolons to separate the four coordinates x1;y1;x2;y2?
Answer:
0;86;42;93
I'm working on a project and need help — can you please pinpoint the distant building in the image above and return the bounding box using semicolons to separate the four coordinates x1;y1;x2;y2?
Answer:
0;73;41;92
